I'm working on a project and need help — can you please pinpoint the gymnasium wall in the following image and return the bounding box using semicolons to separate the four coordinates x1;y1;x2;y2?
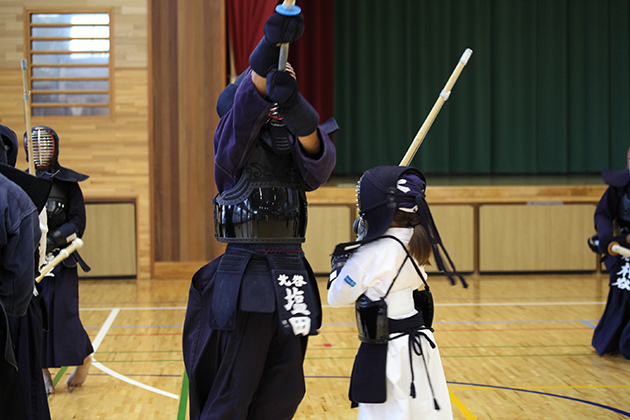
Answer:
0;1;614;280
0;1;229;280
0;1;152;278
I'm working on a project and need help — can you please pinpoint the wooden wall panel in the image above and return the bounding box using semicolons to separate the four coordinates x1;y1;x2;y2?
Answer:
0;5;28;70
79;202;137;278
151;0;180;262
303;204;476;275
2;0;227;280
151;0;226;271
0;2;147;70
303;205;355;274
307;186;605;275
0;67;151;278
0;1;151;278
426;204;475;274
114;5;149;69
479;204;597;272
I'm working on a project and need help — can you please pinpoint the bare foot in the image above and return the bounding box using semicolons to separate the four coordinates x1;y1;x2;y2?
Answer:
66;354;93;392
42;368;55;394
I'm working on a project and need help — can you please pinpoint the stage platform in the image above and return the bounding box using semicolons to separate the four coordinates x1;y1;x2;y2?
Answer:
141;175;609;280
310;174;606;204
303;174;608;276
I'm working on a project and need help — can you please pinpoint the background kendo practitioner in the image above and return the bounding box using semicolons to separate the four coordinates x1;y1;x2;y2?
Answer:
1;124;51;419
182;8;337;420
588;147;630;359
24;126;94;393
328;166;467;420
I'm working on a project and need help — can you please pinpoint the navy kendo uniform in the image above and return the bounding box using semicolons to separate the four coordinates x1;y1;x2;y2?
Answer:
182;9;337;420
24;126;93;370
0;124;50;420
589;151;630;359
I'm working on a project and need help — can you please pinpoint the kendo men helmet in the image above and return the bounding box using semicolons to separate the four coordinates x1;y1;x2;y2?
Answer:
24;125;59;171
353;165;467;288
0;124;18;167
354;165;427;242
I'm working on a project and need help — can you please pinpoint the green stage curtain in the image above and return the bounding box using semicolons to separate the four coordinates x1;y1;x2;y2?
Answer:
333;0;630;175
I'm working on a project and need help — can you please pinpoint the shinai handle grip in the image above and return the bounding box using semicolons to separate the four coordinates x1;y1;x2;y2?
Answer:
276;0;300;72
36;238;85;283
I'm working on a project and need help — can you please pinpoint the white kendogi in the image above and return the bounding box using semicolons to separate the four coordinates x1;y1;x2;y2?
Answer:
328;227;453;420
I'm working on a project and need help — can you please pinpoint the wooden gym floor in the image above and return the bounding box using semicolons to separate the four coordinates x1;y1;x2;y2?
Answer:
45;273;630;419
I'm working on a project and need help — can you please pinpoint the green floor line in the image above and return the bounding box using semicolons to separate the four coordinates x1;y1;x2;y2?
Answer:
53;366;67;386
307;343;592;351
441;353;596;358
177;371;189;420
305;356;356;360
47;366;68;398
304;353;597;361
440;344;592;349
94;359;184;363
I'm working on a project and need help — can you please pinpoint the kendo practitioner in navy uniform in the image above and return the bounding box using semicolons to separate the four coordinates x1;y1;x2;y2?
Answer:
182;8;337;420
0;124;49;419
589;147;630;359
24;126;94;393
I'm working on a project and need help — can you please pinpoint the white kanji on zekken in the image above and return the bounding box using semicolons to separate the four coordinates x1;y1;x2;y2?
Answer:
284;287;311;315
277;273;307;288
613;258;630;291
288;316;311;336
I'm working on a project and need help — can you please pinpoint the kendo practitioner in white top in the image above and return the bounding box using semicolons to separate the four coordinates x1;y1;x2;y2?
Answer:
24;126;94;393
182;7;337;420
328;166;467;420
0;124;50;420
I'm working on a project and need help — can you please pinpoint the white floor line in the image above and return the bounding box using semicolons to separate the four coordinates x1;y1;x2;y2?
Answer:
323;301;606;308
81;306;187;311
435;301;606;307
92;361;179;399
92;308;119;351
80;302;607;311
90;307;179;399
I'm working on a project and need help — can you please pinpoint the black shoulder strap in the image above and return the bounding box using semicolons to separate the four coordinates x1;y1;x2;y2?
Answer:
380;235;429;298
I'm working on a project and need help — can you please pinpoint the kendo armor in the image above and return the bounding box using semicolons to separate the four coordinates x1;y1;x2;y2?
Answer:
24;126;59;171
617;191;630;236
332;166;468;344
0;125;18;167
46;181;68;232
356;294;389;344
45;179;82;255
620;147;630;232
354;236;434;344
214;131;307;243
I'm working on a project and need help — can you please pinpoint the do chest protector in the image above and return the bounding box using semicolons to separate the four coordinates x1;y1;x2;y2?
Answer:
355;236;434;344
214;133;307;243
617;190;630;230
46;180;68;231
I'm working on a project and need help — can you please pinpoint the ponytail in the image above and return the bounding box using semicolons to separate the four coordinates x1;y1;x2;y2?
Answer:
392;209;431;265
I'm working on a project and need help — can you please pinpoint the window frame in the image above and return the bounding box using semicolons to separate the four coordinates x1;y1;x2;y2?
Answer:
24;7;115;119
